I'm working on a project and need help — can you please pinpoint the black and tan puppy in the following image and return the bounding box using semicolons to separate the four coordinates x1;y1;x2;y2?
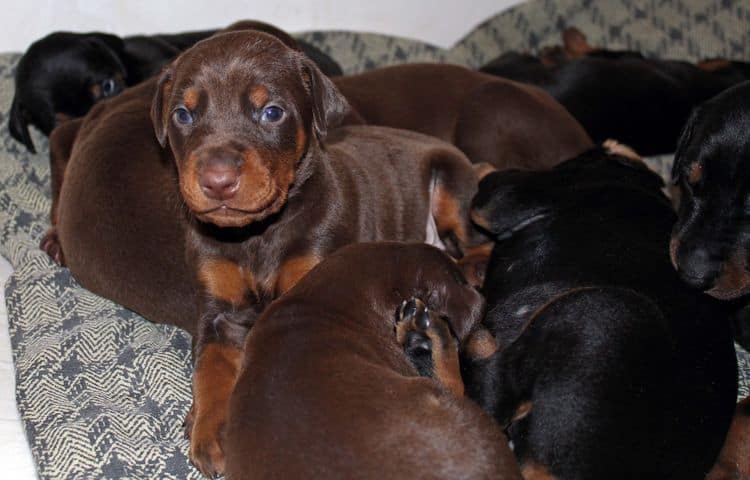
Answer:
10;20;342;152
224;242;521;480
480;28;750;156
670;81;750;301
151;30;488;477
465;148;738;479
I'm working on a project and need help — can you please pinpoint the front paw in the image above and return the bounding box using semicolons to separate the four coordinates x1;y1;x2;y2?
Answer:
396;298;433;373
396;297;464;396
188;414;226;478
40;227;65;265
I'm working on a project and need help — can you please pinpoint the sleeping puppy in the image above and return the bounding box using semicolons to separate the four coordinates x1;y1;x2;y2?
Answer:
225;242;522;480
465;148;738;479
9;20;342;152
480;27;750;156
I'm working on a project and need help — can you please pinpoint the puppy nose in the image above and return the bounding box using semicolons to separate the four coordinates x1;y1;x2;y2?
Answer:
199;163;239;201
677;246;718;290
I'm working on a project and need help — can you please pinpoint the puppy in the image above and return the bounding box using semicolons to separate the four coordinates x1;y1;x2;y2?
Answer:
224;242;521;480
150;30;488;477
465;148;738;478
480;28;750;156
10;20;342;152
670;81;750;300
333;63;593;170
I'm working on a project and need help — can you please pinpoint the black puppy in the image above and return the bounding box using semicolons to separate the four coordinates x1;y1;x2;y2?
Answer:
480;28;750;156
9;21;342;152
465;148;738;479
670;80;750;350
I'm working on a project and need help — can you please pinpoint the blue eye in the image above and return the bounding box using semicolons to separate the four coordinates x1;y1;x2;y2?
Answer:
261;105;284;123
102;78;117;96
173;108;193;126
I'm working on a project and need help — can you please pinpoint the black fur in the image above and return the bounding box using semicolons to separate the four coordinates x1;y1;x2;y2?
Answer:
466;149;738;479
9;28;342;152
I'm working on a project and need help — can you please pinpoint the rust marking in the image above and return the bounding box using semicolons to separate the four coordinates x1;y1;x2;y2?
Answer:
276;255;320;296
249;85;269;108
198;257;254;306
433;183;469;245
190;342;243;475
183;88;200;110
688;162;703;185
521;462;556;480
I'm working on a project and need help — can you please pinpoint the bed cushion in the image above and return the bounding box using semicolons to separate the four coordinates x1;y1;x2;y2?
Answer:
2;0;750;477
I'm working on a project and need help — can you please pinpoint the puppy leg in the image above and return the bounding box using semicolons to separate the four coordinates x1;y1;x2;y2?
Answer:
429;150;492;258
41;119;82;265
396;297;464;397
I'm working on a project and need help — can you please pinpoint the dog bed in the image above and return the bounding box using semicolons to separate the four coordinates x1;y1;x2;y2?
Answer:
1;0;749;477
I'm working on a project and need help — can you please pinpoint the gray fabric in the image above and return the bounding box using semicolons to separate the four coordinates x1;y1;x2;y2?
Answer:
1;0;749;477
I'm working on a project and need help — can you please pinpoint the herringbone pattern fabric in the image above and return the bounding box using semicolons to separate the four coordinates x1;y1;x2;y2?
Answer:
1;0;749;477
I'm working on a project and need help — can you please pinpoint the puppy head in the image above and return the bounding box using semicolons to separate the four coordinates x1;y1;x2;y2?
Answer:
10;31;127;152
151;30;349;228
287;242;486;342
471;147;665;241
670;83;750;299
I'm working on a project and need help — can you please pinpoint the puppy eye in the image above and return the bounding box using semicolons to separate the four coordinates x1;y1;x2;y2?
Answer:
173;107;194;126
261;106;284;123
102;78;117;97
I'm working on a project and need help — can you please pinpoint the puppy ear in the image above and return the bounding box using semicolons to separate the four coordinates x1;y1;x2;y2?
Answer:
150;67;173;147
672;107;699;185
86;33;128;78
300;57;349;142
8;95;35;153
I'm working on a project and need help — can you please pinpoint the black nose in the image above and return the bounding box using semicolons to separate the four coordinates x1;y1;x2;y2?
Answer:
199;163;239;201
677;246;719;290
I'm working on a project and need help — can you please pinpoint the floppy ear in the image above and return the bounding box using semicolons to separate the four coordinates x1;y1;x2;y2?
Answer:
470;170;552;240
150;67;173;147
672;107;699;185
86;33;128;78
8;95;35;153
300;57;349;142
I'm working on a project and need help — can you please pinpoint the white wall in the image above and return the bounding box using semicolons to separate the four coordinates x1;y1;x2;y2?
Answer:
1;0;525;53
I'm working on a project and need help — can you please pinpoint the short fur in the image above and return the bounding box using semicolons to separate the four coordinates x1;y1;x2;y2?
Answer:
225;243;522;480
150;31;487;477
333;63;593;169
466;149;738;479
480;28;750;156
10;21;342;152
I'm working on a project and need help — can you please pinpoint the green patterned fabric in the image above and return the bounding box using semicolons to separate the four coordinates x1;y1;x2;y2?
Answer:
1;0;749;478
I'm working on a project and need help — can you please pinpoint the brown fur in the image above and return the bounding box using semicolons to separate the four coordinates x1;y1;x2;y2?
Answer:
706;396;750;480
46;81;197;332
150;31;488;476
225;243;522;480
333;63;593;170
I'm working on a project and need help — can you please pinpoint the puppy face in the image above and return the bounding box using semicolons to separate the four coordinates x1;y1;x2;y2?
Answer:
10;32;127;152
151;31;348;228
471;148;665;241
671;85;750;299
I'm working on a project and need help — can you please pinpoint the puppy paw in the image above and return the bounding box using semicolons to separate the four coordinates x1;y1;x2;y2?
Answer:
189;415;226;478
40;227;65;266
396;297;464;396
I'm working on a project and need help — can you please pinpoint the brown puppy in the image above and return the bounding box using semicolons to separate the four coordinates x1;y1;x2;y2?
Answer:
50;80;196;331
151;31;487;476
707;396;750;480
334;63;593;170
225;242;521;480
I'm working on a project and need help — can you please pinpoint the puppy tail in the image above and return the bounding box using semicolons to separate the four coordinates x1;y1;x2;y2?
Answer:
8;96;36;153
